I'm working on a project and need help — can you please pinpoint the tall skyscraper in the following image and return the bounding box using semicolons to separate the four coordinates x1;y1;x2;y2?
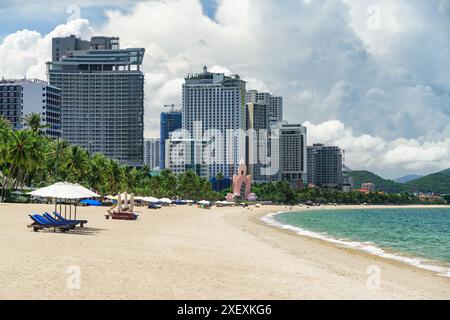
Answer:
47;35;145;166
160;110;182;169
182;66;247;178
272;122;307;185
143;138;160;170
246;102;270;183
246;89;283;124
0;79;61;138
307;144;343;189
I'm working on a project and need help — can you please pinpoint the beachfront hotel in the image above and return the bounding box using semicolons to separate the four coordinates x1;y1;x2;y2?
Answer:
0;78;62;138
47;35;145;166
307;143;343;189
246;101;271;184
273;122;308;186
246;89;283;125
143;138;160;170
182;66;247;178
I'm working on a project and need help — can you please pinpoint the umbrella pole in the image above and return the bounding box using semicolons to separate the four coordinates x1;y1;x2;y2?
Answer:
70;201;72;220
54;198;57;214
75;202;77;220
60;200;63;218
65;200;67;219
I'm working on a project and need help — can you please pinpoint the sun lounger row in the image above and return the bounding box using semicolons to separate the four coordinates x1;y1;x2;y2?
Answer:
28;212;88;232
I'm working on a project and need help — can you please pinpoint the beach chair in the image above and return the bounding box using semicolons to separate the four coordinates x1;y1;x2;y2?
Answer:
53;212;88;228
43;213;78;229
28;214;71;233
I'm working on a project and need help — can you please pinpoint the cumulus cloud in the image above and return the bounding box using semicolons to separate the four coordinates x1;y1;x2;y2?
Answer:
0;19;92;79
306;120;450;177
1;0;449;178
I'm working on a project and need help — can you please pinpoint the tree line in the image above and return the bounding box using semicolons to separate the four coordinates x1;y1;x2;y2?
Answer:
247;181;447;205
1;114;448;205
0;114;220;202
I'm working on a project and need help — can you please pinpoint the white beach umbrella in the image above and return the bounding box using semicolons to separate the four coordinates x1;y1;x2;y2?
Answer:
28;182;98;199
159;198;172;204
28;182;99;219
72;183;100;198
143;196;159;203
184;200;194;203
199;200;211;205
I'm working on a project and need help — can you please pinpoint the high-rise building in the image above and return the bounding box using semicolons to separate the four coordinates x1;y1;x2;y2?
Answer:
165;138;209;178
272;122;307;185
182;66;247;178
47;35;145;166
307;144;343;189
0;79;61;138
143;138;160;170
246;89;283;124
246;102;270;183
160;110;182;169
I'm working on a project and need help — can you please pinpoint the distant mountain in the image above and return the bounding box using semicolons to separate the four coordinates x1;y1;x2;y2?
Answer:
404;169;450;194
346;170;404;193
347;169;450;194
395;174;422;184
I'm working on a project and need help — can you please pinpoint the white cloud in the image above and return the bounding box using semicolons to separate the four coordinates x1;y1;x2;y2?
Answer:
306;120;450;177
0;19;92;79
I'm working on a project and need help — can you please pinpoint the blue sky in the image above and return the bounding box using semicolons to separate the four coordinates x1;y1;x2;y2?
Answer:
0;0;217;39
0;0;449;178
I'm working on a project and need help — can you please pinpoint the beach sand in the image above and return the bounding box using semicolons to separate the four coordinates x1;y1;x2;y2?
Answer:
0;203;449;300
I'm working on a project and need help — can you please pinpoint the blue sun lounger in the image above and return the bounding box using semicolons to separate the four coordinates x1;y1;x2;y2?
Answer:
43;213;78;229
52;212;87;228
28;214;72;233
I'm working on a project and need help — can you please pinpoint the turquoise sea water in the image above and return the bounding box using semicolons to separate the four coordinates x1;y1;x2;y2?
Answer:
267;208;450;276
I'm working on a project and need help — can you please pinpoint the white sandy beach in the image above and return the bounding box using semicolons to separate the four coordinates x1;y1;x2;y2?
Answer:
0;203;449;299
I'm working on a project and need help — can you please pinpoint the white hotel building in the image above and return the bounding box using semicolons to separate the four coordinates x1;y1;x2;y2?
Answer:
182;66;247;178
0;79;62;138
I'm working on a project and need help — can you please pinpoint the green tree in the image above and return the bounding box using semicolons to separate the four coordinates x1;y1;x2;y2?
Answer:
64;145;89;183
23;113;49;135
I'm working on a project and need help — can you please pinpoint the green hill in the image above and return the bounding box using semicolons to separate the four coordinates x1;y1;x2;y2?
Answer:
404;169;450;194
347;170;405;193
347;169;450;195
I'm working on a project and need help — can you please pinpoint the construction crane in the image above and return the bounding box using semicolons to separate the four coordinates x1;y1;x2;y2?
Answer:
164;104;181;112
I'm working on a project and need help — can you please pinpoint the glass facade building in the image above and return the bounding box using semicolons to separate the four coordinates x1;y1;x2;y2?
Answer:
307;144;343;189
160;111;182;169
47;35;145;166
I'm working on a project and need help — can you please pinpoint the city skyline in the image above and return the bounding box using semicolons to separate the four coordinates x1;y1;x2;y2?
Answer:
0;0;449;179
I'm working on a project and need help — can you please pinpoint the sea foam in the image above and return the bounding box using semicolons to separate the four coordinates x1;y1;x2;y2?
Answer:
261;211;450;278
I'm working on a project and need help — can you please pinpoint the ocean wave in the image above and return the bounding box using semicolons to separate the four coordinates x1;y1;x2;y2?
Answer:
261;211;450;278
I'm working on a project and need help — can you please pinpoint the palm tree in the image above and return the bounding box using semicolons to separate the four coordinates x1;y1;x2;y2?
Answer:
64;145;89;183
23;113;49;135
1;130;37;201
105;159;123;194
88;153;108;192
47;139;69;180
0;117;11;166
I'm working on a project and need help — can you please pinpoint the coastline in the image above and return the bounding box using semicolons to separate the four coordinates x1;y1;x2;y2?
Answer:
258;204;450;278
1;203;449;299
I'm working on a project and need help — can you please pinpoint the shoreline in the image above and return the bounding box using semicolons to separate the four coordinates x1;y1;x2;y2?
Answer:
1;203;449;299
257;205;450;278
